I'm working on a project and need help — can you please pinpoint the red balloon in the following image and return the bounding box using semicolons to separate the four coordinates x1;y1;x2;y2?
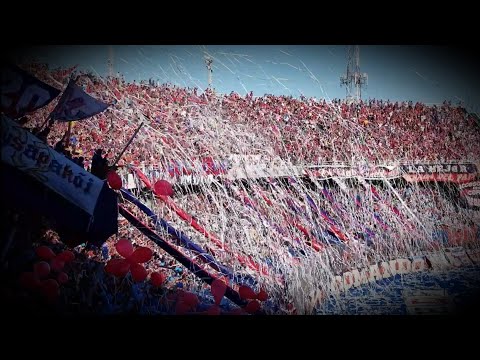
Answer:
19;272;41;290
130;263;148;282
107;171;122;190
129;246;152;264
211;279;227;305
154;180;174;197
115;238;134;258
181;292;199;310
238;285;256;300
35;246;56;261
245;300;261;314
40;279;60;302
50;256;65;272
205;305;221;316
57;272;69;284
175;300;191;315
166;292;179;302
150;272;166;287
34;261;51;279
57;250;75;263
256;289;269;302
105;258;130;277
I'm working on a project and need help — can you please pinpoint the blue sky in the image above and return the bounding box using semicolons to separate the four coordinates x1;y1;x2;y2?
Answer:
22;45;480;111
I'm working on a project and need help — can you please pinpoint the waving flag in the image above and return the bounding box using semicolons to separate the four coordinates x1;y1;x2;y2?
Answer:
321;188;335;203
1;63;61;119
355;194;362;207
50;79;109;121
373;212;389;230
306;194;318;212
370;185;381;200
319;209;336;225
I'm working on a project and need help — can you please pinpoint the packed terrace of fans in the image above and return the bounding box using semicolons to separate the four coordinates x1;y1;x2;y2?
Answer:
11;62;480;314
23;62;480;169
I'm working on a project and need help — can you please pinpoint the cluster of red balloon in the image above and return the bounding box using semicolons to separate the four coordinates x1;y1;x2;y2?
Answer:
104;238;153;282
211;278;227;306
18;246;75;303
150;271;167;287
238;285;269;314
175;290;200;315
180;279;270;316
106;170;122;190
154;180;174;197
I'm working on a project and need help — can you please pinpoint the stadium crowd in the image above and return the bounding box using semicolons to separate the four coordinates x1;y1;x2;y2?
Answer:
21;62;480;171
2;62;479;315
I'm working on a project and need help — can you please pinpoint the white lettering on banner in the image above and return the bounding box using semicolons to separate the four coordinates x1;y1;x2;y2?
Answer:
131;161;478;188
466;197;480;207
1;116;103;215
327;248;474;296
459;181;480;190
308;165;401;180
401;162;477;185
402;163;476;174
459;181;480;208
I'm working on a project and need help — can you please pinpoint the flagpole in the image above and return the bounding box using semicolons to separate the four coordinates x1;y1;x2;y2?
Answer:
65;121;73;148
112;122;144;168
34;114;52;135
63;73;81;149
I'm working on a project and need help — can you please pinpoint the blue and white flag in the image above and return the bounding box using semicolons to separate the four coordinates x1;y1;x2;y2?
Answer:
50;79;109;121
1;63;61;119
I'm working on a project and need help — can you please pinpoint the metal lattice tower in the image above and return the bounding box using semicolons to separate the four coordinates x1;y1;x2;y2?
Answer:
205;56;213;88
340;45;368;103
108;45;115;78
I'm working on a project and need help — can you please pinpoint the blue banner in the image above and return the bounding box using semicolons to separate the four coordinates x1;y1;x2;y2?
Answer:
1;63;61;119
50;79;109;121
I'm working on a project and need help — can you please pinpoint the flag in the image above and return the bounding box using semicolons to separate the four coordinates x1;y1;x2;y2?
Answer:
319;209;336;226
355;194;362;207
373;213;389;229
1;63;61;119
370;185;381;200
306;194;318;212
321;188;334;203
50;79;109;121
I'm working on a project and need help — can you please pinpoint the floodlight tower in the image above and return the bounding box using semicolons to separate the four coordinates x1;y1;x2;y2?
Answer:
340;45;368;103
108;45;115;78
205;56;213;88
